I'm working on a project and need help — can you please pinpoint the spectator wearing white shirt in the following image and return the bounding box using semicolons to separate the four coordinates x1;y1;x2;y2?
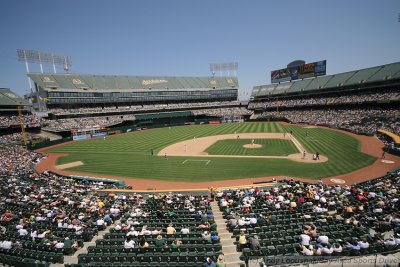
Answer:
220;199;228;208
30;230;38;238
151;228;160;235
54;240;65;249
114;223;122;231
317;235;329;246
300;245;314;256
373;207;383;213
383;238;396;247
140;226;151;236
36;214;45;221
321;244;333;254
358;239;369;249
18;227;28;236
332;243;342;253
37;230;49;239
180;226;190;234
249;217;257;225
299;234;311;246
96;218;105;226
126;228;139;237
124;237;136;249
395;233;400;245
1;240;12;250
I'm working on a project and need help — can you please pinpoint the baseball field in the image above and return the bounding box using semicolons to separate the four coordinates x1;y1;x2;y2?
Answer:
42;122;377;182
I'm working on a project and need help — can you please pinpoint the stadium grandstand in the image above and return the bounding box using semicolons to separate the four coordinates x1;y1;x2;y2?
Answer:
0;63;399;267
250;62;400;100
248;61;400;155
0;88;44;145
27;74;238;106
26;74;250;135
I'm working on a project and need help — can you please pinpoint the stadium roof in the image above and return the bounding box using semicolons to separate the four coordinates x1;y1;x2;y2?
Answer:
0;88;29;106
252;62;400;98
28;74;238;91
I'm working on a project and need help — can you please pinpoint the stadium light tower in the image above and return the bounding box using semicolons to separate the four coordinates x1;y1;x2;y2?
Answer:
209;62;238;77
17;49;71;75
17;49;71;111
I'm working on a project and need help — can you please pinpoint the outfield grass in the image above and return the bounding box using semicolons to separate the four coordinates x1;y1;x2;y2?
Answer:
205;139;298;156
45;122;376;182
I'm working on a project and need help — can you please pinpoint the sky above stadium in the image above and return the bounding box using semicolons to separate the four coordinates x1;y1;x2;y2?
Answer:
0;0;399;100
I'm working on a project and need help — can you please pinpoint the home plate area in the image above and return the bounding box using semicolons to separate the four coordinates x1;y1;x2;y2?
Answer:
243;144;262;148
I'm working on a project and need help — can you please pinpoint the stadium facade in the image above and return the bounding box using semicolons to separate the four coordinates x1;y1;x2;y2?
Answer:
27;74;238;109
0;88;29;108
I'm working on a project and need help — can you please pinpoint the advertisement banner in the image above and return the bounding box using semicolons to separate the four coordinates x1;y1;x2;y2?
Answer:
299;63;315;79
290;67;299;80
91;132;107;138
279;68;291;82
271;60;327;83
271;70;280;83
73;134;88;141
314;60;327;76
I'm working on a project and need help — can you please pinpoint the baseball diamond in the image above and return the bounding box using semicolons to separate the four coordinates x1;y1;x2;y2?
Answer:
40;122;375;183
1;4;400;266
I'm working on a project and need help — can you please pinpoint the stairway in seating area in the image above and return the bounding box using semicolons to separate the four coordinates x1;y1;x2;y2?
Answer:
211;201;245;267
50;220;118;267
250;113;258;120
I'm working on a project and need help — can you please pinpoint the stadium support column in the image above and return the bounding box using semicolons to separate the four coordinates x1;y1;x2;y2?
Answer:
35;83;42;112
38;52;44;73
22;50;34;94
52;54;57;73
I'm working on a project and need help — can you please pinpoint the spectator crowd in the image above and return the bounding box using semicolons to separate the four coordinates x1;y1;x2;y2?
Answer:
262;108;399;136
248;89;399;110
0;114;41;128
217;172;400;261
48;101;241;115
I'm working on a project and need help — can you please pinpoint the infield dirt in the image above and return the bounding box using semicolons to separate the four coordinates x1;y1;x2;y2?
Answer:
158;133;328;163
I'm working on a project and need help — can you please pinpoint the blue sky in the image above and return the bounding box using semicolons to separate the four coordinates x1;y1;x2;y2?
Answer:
0;0;399;100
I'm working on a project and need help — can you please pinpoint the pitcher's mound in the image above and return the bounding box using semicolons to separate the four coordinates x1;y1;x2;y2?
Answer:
243;144;262;149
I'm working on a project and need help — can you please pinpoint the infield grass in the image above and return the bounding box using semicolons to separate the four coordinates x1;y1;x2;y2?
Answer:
206;139;298;156
45;122;376;182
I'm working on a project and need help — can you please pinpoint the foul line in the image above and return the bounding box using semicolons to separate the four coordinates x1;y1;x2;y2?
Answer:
288;134;306;153
182;159;211;165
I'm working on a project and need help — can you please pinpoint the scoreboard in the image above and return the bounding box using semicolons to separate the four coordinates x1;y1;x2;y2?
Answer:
271;60;326;83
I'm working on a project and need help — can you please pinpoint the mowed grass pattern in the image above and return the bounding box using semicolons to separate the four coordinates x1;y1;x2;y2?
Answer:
45;122;376;182
206;139;298;156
